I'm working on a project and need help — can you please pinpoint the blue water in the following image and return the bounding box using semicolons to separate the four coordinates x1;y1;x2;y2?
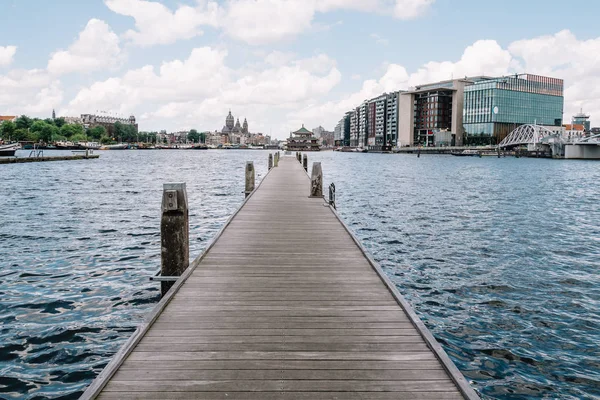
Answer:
0;150;599;399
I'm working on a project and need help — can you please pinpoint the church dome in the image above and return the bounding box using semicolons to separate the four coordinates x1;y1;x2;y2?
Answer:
226;110;234;129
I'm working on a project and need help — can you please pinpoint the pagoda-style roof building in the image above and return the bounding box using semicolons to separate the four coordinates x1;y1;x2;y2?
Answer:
286;124;320;151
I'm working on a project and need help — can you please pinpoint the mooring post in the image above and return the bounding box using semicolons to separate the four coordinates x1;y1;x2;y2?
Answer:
302;154;308;172
245;161;255;198
274;152;279;167
268;153;273;170
310;162;323;197
160;183;189;296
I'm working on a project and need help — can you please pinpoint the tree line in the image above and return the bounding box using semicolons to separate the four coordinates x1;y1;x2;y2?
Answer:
0;114;207;145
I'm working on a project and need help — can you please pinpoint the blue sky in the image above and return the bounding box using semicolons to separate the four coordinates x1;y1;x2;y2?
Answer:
1;0;599;138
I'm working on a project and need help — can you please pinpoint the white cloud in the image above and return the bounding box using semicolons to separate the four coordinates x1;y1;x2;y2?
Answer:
408;40;513;86
223;0;315;45
64;46;231;116
104;0;220;46
393;0;435;20
0;69;62;115
47;19;121;75
104;0;435;46
509;30;600;125
62;47;341;134
0;46;17;66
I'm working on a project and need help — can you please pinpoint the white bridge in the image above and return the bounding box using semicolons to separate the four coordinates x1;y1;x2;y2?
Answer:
498;124;600;159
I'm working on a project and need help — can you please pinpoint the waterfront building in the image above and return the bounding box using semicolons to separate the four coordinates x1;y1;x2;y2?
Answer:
344;73;564;148
349;108;359;147
81;113;138;137
335;113;352;146
343;112;351;146
372;95;387;149
386;91;401;147
312;126;325;138
463;74;564;143
334;120;342;146
286;125;320;151
398;78;469;147
358;101;368;148
573;110;590;132
0;115;17;124
221;110;249;135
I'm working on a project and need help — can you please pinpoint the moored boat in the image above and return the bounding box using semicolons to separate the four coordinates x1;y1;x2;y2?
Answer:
99;143;129;150
451;149;482;157
0;143;20;156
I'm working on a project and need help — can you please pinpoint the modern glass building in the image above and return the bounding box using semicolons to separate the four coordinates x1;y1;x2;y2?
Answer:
463;74;564;142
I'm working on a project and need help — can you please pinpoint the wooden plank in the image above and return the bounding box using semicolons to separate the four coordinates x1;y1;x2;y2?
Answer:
133;342;431;352
86;157;474;400
102;380;458;392
98;392;464;400
126;351;438;362
119;360;444;370
111;369;451;381
139;335;423;344
144;328;420;337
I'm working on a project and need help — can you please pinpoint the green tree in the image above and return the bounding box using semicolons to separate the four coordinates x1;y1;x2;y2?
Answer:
15;115;33;130
54;117;66;128
30;120;59;143
12;128;29;141
113;121;125;142
88;126;107;140
0;120;16;140
26;131;40;142
100;135;114;145
124;124;137;142
70;133;88;143
60;123;85;138
188;129;200;143
200;131;207;143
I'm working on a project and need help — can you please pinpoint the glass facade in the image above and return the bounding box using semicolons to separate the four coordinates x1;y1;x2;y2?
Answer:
463;74;564;142
413;90;453;146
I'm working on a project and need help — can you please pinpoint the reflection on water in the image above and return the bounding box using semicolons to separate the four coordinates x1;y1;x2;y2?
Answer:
1;150;599;399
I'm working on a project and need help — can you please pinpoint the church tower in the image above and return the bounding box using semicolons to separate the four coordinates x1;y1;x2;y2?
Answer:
243;118;248;134
226;110;234;130
52;109;56;120
235;118;241;131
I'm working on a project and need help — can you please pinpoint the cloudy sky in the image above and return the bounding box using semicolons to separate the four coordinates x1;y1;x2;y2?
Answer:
1;0;599;138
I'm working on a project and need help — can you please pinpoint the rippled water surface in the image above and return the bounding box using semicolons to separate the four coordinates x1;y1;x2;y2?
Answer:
1;150;599;399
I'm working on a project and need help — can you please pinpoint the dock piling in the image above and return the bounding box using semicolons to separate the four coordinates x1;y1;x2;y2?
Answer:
274;152;279;167
244;161;255;198
302;154;308;172
160;183;189;296
310;161;323;197
268;153;273;170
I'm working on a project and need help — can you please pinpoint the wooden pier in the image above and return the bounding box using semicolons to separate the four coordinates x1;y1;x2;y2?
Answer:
82;156;478;399
0;154;99;164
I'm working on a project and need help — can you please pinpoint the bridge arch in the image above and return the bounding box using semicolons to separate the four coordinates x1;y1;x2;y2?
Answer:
498;124;559;148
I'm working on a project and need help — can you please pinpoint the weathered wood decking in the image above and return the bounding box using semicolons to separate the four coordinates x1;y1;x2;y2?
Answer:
83;156;478;399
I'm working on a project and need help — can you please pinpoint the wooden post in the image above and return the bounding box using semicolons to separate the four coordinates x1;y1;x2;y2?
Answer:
302;154;308;172
161;183;189;296
268;153;273;170
245;161;255;198
310;162;323;197
274;152;279;167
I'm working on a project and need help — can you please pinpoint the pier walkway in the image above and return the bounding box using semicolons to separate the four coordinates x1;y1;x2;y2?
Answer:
83;156;478;399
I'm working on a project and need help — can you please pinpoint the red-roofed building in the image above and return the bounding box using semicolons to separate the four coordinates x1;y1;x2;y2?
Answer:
0;116;17;123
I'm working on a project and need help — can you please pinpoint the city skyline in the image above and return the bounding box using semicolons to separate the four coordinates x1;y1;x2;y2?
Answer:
1;0;599;139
